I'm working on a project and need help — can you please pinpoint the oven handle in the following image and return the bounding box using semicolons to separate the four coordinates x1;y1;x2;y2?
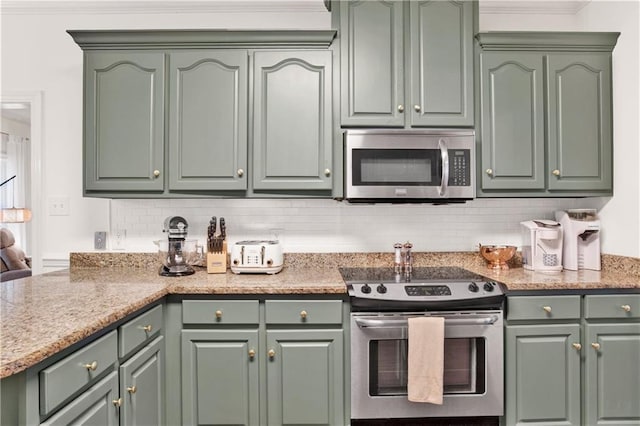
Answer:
438;138;449;197
354;315;500;328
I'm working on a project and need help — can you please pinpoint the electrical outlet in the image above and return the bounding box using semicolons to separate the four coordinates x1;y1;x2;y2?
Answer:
49;197;70;216
94;231;107;250
111;229;126;250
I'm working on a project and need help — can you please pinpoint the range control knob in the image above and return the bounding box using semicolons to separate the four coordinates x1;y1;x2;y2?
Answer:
483;282;495;292
468;282;479;293
376;284;388;294
361;284;372;294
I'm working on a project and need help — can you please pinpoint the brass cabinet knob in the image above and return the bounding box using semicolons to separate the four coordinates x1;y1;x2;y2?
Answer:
153;170;160;178
84;361;98;371
248;349;256;359
591;342;601;350
142;324;152;333
300;310;308;319
127;385;137;394
485;168;493;176
268;349;276;359
397;105;405;113
215;310;223;319
324;169;331;177
237;169;244;177
572;343;582;351
621;304;632;312
112;398;122;407
543;306;552;313
552;169;561;176
414;105;421;112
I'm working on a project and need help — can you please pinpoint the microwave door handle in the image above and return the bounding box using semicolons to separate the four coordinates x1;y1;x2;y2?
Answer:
438;138;449;197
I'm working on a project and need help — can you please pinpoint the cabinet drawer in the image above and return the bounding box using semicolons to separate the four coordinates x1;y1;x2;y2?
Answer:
584;294;640;319
265;300;342;324
40;330;118;416
119;304;163;358
507;296;581;321
182;300;259;325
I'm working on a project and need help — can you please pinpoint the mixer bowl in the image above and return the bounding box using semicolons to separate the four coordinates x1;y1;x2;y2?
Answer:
479;244;517;269
154;239;201;268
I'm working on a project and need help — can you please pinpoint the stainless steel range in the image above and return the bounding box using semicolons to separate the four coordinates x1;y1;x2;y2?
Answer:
341;266;504;423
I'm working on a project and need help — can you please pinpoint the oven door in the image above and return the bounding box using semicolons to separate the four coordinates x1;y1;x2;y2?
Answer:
350;311;503;419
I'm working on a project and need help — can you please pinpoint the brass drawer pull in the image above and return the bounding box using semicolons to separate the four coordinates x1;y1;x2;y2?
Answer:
572;343;582;351
621;304;632;313
268;349;276;359
591;342;601;351
397;105;405;113
84;361;98;371
215;310;223;319
127;385;137;394
142;324;152;333
543;306;552;314
112;398;122;407
300;310;308;320
248;349;256;359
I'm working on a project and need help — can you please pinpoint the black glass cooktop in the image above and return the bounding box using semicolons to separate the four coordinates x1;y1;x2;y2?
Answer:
339;266;486;283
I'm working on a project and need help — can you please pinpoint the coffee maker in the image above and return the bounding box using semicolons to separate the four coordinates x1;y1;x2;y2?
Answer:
555;209;601;271
520;220;563;271
159;216;195;277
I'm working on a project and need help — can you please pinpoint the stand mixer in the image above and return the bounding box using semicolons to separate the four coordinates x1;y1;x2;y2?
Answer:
158;216;195;277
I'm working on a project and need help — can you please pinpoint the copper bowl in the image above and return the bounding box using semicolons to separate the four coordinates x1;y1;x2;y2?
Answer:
479;244;517;269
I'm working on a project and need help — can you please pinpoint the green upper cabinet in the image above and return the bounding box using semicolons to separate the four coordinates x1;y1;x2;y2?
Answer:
547;53;613;192
169;51;248;191
253;51;333;191
477;32;619;197
84;51;165;192
68;30;336;198
339;0;475;128
479;51;545;190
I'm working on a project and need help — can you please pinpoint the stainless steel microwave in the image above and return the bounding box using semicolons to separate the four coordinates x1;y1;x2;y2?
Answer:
344;129;475;202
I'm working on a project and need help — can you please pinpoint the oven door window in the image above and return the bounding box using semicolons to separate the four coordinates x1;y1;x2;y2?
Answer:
352;149;441;186
369;338;486;396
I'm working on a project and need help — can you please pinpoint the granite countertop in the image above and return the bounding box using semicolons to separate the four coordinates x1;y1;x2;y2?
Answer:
1;251;639;379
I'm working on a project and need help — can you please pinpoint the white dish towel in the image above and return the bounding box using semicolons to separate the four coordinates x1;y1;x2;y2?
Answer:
407;316;445;404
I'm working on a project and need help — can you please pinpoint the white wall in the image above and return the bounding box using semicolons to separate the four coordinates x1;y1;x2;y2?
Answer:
1;1;637;273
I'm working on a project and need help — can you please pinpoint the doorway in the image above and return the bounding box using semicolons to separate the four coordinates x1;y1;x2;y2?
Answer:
1;91;43;274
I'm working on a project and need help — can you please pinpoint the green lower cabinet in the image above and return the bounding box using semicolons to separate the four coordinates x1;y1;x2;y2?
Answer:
181;329;260;426
266;329;344;426
40;371;120;426
505;323;581;426
584;322;640;425
119;336;164;426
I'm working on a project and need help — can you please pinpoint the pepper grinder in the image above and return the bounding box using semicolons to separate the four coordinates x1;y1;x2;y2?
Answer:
403;242;413;276
393;243;403;273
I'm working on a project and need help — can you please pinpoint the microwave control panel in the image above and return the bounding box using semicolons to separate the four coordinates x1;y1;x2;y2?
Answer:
449;149;471;186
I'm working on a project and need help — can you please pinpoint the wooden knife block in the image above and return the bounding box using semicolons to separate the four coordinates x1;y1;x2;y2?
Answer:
207;240;227;274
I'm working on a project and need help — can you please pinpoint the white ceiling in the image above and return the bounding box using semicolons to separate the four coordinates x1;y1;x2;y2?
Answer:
1;104;31;125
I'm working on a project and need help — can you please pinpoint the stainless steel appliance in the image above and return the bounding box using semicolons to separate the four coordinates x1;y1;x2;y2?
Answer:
341;267;504;423
344;130;475;202
158;216;195;277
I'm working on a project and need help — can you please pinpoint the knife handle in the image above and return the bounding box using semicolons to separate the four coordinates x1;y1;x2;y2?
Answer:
220;218;226;239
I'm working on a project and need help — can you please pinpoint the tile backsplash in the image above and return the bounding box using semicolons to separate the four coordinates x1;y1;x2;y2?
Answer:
110;197;597;253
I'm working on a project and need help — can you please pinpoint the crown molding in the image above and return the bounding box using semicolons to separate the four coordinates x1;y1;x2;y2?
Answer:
479;1;592;15
1;0;329;15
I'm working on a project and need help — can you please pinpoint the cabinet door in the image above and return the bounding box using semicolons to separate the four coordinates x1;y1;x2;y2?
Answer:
547;53;613;192
409;0;474;126
266;329;344;426
119;336;163;426
584;322;640;425
505;324;581;426
40;371;119;426
253;51;333;191
181;329;259;426
340;0;404;126
84;51;165;192
480;52;545;191
169;51;248;191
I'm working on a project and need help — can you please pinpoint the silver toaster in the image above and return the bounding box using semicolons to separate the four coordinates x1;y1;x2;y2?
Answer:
230;240;284;274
